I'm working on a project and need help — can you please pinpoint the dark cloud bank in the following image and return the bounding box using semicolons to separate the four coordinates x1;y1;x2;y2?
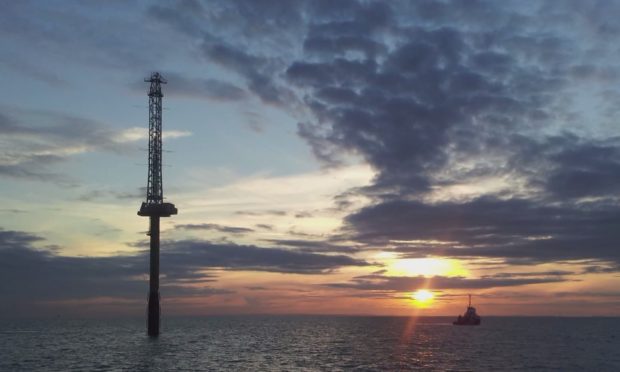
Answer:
0;229;369;313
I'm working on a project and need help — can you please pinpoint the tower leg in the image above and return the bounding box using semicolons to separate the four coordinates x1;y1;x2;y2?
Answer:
147;216;160;337
147;291;160;336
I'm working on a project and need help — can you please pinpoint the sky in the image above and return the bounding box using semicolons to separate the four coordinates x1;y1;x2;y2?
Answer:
1;0;620;318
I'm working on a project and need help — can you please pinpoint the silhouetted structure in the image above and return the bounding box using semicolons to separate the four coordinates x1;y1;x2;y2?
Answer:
453;294;481;325
138;72;177;337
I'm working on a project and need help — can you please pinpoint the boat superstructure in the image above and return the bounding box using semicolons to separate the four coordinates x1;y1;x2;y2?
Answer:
453;294;481;325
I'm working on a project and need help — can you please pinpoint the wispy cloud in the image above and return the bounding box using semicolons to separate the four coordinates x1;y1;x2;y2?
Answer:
115;127;192;143
0;108;189;183
175;223;254;235
129;72;247;102
326;273;570;291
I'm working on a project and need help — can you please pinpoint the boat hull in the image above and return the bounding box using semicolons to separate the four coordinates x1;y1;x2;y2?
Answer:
453;319;481;326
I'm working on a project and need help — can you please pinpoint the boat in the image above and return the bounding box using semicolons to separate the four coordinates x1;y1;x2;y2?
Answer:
453;294;481;325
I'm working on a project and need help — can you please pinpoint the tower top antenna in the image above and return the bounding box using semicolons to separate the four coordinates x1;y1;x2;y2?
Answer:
144;72;167;100
145;72;167;83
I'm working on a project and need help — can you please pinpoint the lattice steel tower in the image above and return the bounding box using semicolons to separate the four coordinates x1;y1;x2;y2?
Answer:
138;72;177;337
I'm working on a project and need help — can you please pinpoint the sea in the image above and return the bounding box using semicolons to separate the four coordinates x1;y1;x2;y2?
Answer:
1;316;618;371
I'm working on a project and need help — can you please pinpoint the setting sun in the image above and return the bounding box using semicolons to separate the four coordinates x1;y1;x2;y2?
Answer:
412;289;434;304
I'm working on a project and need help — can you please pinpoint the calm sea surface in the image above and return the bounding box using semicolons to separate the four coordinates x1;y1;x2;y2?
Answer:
1;316;618;371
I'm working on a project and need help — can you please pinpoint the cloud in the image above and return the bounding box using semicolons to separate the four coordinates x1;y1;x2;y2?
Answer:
326;273;569;292
235;210;287;217
288;23;568;195
0;228;371;311
581;264;620;274
0;229;44;249
303;35;387;59
154;4;618;182
115;127;192;142
0;105;191;184
261;238;359;254
4;1;620;314
0;54;66;86
481;271;574;279
76;187;146;202
161;239;370;274
255;224;274;230
0;208;26;214
0;233;208;303
148;1;577;190
148;1;302;106
175;223;254;235
0;108;158;183
145;0;620;268
129;72;247;102
0;229;149;302
344;196;620;264
201;42;294;105
540;136;620;199
0;1;195;77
